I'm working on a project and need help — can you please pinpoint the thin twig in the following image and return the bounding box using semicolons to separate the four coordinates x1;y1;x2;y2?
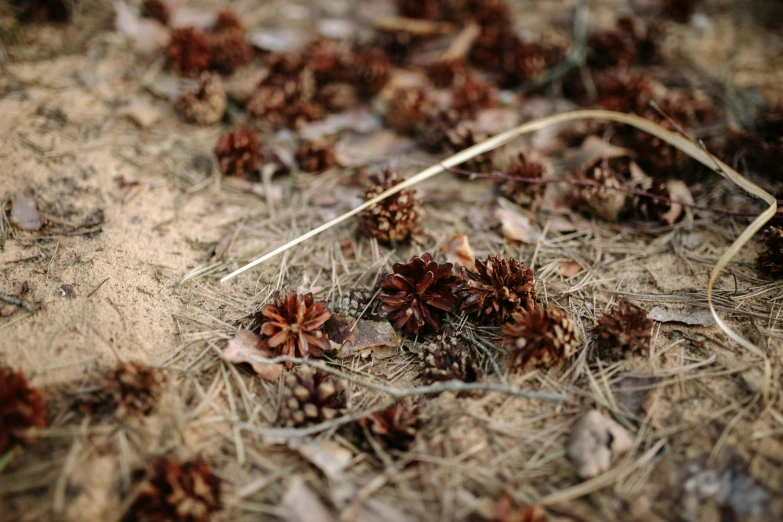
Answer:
458;333;508;386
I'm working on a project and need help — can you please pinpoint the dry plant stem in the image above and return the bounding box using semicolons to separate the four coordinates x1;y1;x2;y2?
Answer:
441;23;480;61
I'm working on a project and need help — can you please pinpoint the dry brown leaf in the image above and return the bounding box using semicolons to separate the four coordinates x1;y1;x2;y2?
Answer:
223;177;283;201
11;191;42;231
440;233;475;268
335;131;416;167
325;313;398;358
648;306;715;326
295;441;351;480
567;410;633;479
220;329;282;382
558;260;582;277
299;108;380;141
495;198;541;244
662;180;694;225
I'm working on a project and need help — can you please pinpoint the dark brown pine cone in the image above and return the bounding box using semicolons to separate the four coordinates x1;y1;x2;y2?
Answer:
355;49;392;97
495;152;548;212
361;400;420;451
661;0;702;23
142;0;169;24
451;77;497;118
422;337;479;384
397;0;452;20
214;128;262;178
502;305;581;370
103;361;166;419
255;291;331;367
595;69;652;114
385;87;436;134
317;82;359;112
379;253;461;335
415;108;461;153
758;226;783;278
0;366;47;455
295;139;336;173
570;158;629;222
592;298;653;360
215;9;243;31
725;104;783;180
305;37;357;86
478;491;547;522
633;178;681;224
460;256;536;325
586;25;638;70
211;28;253;73
375;29;418;66
167;28;213;77
359;170;422;244
124;456;220;522
445;123;494;173
279;366;347;427
628;109;689;176
470;25;516;74
428;58;469;88
174;72;227;125
498;40;552;87
463;0;513;28
13;0;71;22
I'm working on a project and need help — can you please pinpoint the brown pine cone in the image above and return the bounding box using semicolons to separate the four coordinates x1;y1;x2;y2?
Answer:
415;108;461;153
125;456;221;522
214;128;262;178
13;0;71;22
498;40;551;87
295;140;336;173
451;77;497;118
355;49;392;97
758;226;783;278
463;0;513;28
379;252;461;335
255;291;331;366
359;170;422;244
305;37;357;86
0;366;47;455
167;28;213;77
361;400;420;451
445;123;494;173
397;0;452;20
571;158;629;222
279;366;347;427
211;28;252;73
460;256;536;325
629;109;688;176
215;9;243;31
428;58;469;88
174;72;227;125
142;0;169;25
317;82;359;112
595;69;652;114
724;104;783;180
587;26;638;70
103;361;166;419
592;298;653;361
422;337;479;383
334;288;377;319
633;178;681;224
495;152;548;212
661;0;701;22
480;491;547;522
385;87;436;134
502;305;581;370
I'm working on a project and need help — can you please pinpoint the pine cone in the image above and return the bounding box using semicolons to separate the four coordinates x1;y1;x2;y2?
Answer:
355;49;392;97
334;288;376;319
502;305;581;370
498;40;551;87
214;128;262;178
661;0;701;22
479;491;547;522
211;28;252;73
495;152;547;212
422;337;479;383
361;400;420;451
428;58;469;88
415;108;461;153
633;177;680;224
758;226;783;278
103;361;166;419
460;256;536;325
317;82;359;112
125;456;221;522
359;170;422;244
571;158;629;222
295;140;336;173
592;298;653;360
385;87;436;134
397;0;452;20
215;10;243;31
305;37;357;86
142;0;169;24
379;252;461;335
167;28;213;77
375;29;418;66
445;123;494;173
0;366;47;455
255;291;331;367
463;0;513;28
13;0;71;22
279;366;347;427
725;104;783;180
451;77;497;118
174;72;227;125
596;70;652;114
587;26;638;70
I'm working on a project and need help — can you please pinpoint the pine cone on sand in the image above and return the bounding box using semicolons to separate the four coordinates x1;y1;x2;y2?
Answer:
571;158;629;222
445;123;494;173
254;291;331;367
174;72;227;125
428;58;469;88
295;139;336;173
211;28;252;73
379;253;461;336
334;288;376;319
385;87;436;134
422;337;479;383
305;37;356;85
279;366;347;427
355;49;392;97
359;170;422;244
317;82;359;112
460;256;536;325
758;226;783;278
0;366;47;455
397;0;452;20
167;28;213;77
451;78;497;118
361;400;420;451
125;456;221;522
104;362;166;419
495;152;548;212
633;178;680;224
502;305;581;370
214;129;262;178
415;108;461;153
592;298;653;360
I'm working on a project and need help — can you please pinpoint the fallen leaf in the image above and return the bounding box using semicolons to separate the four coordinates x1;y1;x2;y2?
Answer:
661;180;694;225
567;410;633;479
294;441;351;480
335;131;416;167
250;28;309;53
325;313;398;358
114;1;170;53
440;233;475;267
299;108;380;141
219;329;282;382
612;375;662;416
648;306;715;326
11;191;42;231
121;98;161;128
223;177;283;201
568;135;631;172
495;198;541;244
558;260;582;277
280;477;337;522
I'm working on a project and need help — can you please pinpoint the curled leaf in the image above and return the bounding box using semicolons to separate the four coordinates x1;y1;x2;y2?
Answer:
220;329;282;382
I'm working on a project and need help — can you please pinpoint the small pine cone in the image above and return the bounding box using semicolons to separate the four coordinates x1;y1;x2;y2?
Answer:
287;99;327;128
415;108;461;153
592;298;653;360
255;291;331;367
174;72;227;125
317;82;359;112
167;28;213;77
445;123;494;173
428;58;469;88
263;53;317;101
361;400;420;451
14;0;71;22
385;87;436;134
571;158;629;222
355;49;392;97
460;256;536;325
279;367;347;427
724;104;783;179
586;27;638;70
142;0;169;25
629;110;688;175
359;170;422;244
661;0;701;23
125;456;221;522
103;362;165;418
502;305;582;370
498;40;550;87
633;178;679;224
305;37;357;85
482;491;547;522
211;28;253;73
214;128;262;178
422;339;479;384
495;152;547;212
659;89;714;127
464;0;513;27
376;29;418;66
595;70;652;114
246;85;292;128
379;252;461;335
295;139;336;173
0;366;47;455
758;226;783;278
451;77;497;118
215;9;243;31
334;288;374;319
397;0;451;20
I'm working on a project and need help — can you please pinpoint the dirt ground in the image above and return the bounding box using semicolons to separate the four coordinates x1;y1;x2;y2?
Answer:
1;0;783;521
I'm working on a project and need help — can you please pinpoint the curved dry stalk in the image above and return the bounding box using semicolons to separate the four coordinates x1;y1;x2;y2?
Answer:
218;109;776;398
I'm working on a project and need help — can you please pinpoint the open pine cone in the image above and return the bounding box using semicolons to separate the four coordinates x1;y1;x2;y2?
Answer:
451;77;497;118
167;28;213;77
385;87;435;133
305;37;357;86
211;28;253;74
415;108;461;153
125;456;221;522
758;226;783;278
1;366;47;455
502;305;581;370
428;58;469;88
571;157;629;222
422;336;479;384
446;123;495;173
355;49;392;97
255;291;331;367
495;152;548;212
361;400;420;451
103;361;165;419
397;0;452;20
380;253;461;335
142;0;169;24
359;170;422;243
174;72;227;126
460;256;536;325
295;139;336;173
334;288;377;319
279;366;347;427
592;298;653;360
214;128;262;178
